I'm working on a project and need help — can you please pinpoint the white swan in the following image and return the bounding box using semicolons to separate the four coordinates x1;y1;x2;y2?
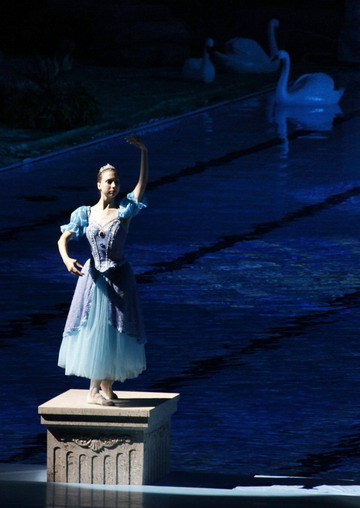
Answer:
182;38;215;83
274;50;344;105
214;19;280;74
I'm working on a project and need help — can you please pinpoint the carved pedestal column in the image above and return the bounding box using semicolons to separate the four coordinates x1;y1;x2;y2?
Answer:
38;389;179;485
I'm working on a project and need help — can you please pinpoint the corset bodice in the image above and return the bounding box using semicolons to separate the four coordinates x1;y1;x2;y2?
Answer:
86;219;127;272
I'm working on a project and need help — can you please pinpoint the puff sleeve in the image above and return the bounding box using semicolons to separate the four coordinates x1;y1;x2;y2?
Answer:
118;192;147;219
60;206;89;240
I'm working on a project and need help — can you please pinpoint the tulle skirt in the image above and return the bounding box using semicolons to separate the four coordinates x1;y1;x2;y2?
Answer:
58;269;146;381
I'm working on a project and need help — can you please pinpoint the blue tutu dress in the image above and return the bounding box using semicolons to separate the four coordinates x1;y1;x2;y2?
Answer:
58;193;147;382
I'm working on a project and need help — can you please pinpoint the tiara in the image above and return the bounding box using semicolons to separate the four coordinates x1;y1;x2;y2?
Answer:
99;163;116;172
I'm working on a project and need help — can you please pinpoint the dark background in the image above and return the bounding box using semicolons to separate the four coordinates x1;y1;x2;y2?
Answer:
0;0;346;66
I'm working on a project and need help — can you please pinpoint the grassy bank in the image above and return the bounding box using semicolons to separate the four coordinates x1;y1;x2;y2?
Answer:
0;64;277;168
0;58;342;169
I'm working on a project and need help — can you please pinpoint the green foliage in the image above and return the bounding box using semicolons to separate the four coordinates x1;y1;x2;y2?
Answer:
0;57;101;131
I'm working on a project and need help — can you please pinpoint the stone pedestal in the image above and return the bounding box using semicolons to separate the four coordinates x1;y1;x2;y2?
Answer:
38;389;179;485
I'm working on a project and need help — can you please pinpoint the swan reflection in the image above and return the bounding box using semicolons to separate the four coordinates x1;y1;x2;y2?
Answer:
270;101;343;156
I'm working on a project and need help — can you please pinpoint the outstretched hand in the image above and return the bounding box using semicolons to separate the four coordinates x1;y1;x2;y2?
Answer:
125;134;147;151
65;258;84;277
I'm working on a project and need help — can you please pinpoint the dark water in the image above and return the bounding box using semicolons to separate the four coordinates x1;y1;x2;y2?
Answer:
2;71;360;481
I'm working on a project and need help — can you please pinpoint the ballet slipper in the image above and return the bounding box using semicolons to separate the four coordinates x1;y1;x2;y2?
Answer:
87;392;114;406
100;382;119;400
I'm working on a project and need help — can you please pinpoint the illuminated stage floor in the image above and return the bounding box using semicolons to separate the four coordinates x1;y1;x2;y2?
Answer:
1;69;360;491
1;464;360;508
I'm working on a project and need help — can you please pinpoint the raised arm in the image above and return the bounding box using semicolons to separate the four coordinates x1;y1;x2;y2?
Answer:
58;230;83;276
126;135;148;201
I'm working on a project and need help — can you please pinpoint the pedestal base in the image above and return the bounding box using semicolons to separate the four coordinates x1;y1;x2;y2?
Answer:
38;389;179;485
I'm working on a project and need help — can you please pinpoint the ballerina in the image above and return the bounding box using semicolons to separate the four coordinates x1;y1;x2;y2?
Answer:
57;135;148;406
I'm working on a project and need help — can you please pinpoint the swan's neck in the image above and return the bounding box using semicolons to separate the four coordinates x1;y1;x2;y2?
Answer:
203;43;211;63
268;21;278;58
201;43;212;72
277;54;290;99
